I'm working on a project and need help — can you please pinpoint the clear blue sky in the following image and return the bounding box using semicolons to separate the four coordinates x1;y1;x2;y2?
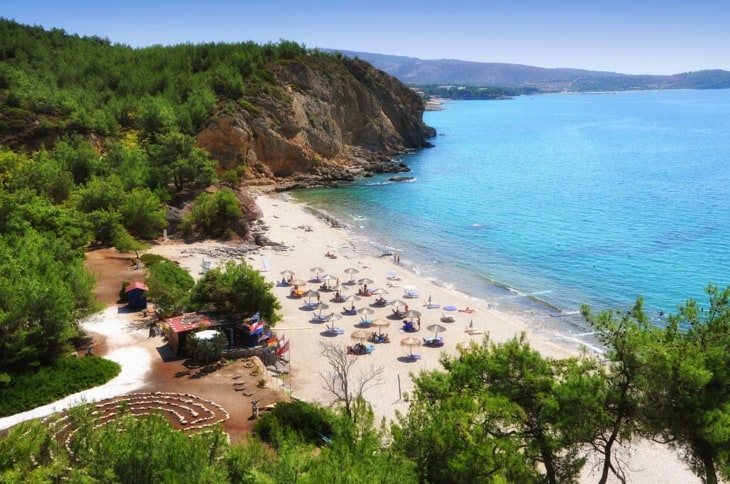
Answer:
5;0;729;75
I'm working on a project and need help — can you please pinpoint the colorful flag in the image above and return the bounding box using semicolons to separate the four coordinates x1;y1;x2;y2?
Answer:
276;334;289;356
276;340;290;356
249;319;264;335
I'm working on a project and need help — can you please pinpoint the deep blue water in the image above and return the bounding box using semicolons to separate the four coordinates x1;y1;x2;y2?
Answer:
292;90;730;339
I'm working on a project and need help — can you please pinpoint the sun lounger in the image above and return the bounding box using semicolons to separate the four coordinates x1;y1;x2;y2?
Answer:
407;353;422;360
403;286;418;298
326;325;345;334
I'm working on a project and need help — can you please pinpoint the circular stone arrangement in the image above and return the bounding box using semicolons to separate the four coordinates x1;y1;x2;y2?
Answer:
46;392;230;455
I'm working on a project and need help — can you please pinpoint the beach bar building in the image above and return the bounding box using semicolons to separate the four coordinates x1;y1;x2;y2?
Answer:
162;313;216;354
125;281;149;311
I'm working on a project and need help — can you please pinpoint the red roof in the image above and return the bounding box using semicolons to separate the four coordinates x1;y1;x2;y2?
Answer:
165;313;213;334
125;281;149;292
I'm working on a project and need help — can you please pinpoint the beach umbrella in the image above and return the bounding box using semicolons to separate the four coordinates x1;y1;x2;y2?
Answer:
443;304;458;311
403;309;422;319
302;289;320;302
426;323;446;338
387;270;398;280
312;302;329;317
310;267;326;281
388;299;408;308
371;319;390;334
358;307;375;316
344;267;360;283
351;329;371;343
371;287;389;295
358;277;375;285
324;312;343;323
290;278;307;287
400;336;422;356
342;294;361;303
280;269;295;277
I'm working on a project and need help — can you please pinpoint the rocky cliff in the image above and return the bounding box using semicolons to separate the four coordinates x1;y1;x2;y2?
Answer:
196;56;436;189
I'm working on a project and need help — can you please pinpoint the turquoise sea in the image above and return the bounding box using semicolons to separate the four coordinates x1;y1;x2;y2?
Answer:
292;89;730;341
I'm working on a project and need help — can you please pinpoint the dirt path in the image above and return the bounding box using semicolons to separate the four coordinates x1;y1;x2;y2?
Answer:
82;247;285;443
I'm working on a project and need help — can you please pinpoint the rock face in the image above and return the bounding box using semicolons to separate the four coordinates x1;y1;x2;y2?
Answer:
196;56;435;188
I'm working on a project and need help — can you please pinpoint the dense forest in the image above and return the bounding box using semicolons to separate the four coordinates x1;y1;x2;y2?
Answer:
0;18;315;379
3;19;730;483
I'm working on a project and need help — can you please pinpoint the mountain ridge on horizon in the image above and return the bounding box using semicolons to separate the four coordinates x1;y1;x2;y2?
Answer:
328;49;730;92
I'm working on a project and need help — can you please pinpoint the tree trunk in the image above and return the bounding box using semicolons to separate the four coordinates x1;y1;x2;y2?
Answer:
701;451;717;484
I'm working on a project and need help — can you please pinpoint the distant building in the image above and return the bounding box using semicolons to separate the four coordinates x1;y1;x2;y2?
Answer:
125;281;149;311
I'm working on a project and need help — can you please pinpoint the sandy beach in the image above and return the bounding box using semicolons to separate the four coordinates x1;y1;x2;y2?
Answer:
148;192;699;483
150;193;580;420
0;191;700;482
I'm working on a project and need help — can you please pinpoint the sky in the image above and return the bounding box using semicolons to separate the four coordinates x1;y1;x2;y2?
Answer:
5;0;730;75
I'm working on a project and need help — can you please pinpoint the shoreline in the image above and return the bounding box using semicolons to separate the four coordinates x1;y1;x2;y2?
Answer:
147;192;583;424
293;192;604;356
0;191;700;482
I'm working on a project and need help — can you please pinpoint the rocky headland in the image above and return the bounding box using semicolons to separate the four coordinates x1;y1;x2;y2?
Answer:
195;56;436;190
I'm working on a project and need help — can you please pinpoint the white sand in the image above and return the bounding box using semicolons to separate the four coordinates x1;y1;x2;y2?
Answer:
0;192;699;482
150;192;698;483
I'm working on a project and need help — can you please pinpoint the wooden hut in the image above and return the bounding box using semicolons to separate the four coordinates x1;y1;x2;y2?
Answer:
125;281;149;311
162;313;214;355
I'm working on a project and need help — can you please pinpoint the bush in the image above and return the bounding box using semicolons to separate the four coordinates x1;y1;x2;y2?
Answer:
254;400;335;449
0;356;121;416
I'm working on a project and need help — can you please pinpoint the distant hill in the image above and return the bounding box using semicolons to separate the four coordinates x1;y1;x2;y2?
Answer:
331;50;730;93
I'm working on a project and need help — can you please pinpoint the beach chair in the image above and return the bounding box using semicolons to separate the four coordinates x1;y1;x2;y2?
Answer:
326;324;344;335
403;286;418;298
360;316;373;325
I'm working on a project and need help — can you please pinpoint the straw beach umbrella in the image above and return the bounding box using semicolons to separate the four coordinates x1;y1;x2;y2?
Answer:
344;267;360;284
426;323;446;338
324;312;342;323
371;319;390;335
400;336;421;357
312;302;329;318
358;277;375;286
351;329;371;343
403;309;422;320
357;307;375;316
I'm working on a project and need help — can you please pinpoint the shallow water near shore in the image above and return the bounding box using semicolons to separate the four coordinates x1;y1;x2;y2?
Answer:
293;89;730;344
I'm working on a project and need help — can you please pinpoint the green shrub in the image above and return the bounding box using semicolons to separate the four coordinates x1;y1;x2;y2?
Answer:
254;400;335;449
0;356;121;416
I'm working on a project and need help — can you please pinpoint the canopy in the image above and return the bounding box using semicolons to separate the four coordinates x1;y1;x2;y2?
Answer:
351;329;371;342
426;324;446;337
195;329;219;340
